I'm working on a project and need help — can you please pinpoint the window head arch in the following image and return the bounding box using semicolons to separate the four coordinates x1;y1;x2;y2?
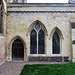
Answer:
27;20;48;36
49;27;63;39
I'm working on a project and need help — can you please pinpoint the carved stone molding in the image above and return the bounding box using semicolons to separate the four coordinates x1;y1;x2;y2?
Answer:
7;11;75;13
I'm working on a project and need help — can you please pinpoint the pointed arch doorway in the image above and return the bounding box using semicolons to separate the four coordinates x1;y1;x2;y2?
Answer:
12;39;24;61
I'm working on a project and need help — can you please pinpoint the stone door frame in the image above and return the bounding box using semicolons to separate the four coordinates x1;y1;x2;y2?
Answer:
7;36;27;61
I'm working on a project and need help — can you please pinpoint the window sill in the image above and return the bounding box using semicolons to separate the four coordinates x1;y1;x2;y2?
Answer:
29;54;47;57
29;54;62;57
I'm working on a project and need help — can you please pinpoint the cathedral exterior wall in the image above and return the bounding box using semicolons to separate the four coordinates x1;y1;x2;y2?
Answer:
6;4;73;61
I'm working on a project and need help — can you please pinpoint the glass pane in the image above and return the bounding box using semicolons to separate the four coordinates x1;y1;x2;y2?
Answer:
12;39;24;60
52;31;60;54
30;30;37;54
35;24;40;31
38;29;45;54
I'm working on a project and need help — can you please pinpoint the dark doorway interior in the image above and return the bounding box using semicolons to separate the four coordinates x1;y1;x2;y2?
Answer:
12;39;24;61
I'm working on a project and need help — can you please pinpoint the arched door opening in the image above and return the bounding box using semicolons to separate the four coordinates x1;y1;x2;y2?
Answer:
12;39;24;61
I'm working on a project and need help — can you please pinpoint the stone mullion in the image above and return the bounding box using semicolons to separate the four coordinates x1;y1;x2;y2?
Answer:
37;32;38;54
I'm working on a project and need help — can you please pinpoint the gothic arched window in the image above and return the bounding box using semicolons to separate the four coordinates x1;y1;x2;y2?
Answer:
30;24;45;54
52;31;60;54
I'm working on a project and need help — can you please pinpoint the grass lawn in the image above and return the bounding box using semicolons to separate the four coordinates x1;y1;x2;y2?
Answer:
20;63;75;75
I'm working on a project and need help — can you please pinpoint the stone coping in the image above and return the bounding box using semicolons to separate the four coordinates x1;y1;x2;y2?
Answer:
7;3;75;13
7;3;75;7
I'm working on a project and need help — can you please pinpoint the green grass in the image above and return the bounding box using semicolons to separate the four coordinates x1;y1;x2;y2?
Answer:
20;63;75;75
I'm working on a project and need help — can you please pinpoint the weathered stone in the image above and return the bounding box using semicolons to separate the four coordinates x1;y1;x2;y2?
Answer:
29;56;69;62
1;2;75;64
0;34;6;65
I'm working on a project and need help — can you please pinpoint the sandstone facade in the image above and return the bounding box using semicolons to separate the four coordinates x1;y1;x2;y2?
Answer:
0;1;75;64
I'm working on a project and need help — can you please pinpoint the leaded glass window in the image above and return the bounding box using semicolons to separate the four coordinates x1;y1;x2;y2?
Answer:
30;24;45;54
52;31;60;54
38;29;45;54
35;24;40;31
30;30;37;54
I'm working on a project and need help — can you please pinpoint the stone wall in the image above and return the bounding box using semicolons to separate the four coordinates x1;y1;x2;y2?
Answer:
0;34;6;65
6;4;74;61
29;56;69;62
